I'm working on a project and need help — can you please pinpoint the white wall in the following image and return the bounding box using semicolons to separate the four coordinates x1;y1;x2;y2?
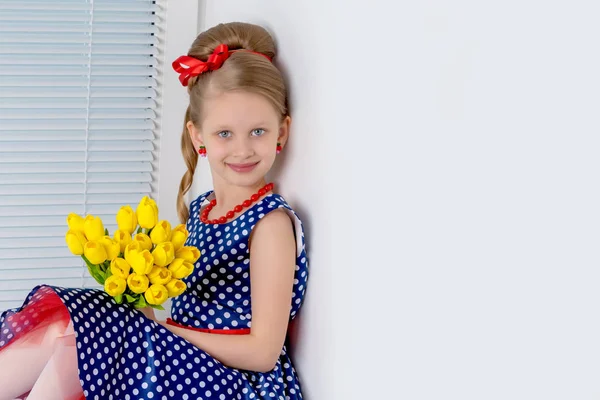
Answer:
161;1;600;398
339;1;600;399
156;1;198;226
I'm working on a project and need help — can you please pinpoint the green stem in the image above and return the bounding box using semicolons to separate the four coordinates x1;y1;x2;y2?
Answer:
81;255;105;285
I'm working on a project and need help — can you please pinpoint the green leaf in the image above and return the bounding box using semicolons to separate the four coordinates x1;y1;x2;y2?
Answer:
81;255;94;268
137;227;142;234
149;303;165;311
84;260;105;285
95;269;106;285
125;294;137;303
135;295;147;308
113;294;123;304
105;228;109;236
105;267;113;279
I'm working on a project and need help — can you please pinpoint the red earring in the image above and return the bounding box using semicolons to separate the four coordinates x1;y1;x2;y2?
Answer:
276;142;282;154
198;146;206;157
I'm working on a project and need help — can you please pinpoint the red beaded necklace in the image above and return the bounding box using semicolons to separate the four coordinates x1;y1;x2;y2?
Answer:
200;182;274;224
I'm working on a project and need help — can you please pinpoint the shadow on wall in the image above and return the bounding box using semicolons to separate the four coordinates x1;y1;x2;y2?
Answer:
270;158;313;367
265;45;312;378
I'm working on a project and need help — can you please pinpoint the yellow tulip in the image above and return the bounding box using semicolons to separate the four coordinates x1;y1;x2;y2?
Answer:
136;196;158;229
83;215;104;241
66;213;85;233
127;273;149;294
110;258;131;279
175;246;201;264
148;266;172;285
168;258;194;279
124;241;141;262
133;233;153;251
116;205;137;234
150;220;171;244
128;249;154;275
152;242;175;267
144;284;168;305
100;236;120;261
104;275;127;297
65;229;87;255
113;229;132;253
165;279;187;297
170;224;189;251
83;240;108;265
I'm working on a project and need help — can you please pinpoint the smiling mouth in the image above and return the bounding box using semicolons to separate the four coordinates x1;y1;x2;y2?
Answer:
227;162;259;173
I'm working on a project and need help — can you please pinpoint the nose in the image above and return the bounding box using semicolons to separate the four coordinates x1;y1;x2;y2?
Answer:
231;136;254;158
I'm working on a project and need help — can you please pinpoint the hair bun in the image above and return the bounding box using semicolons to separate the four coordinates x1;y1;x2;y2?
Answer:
190;22;276;61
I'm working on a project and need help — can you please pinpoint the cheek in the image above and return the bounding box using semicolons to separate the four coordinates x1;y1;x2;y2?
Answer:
205;143;227;160
258;137;277;153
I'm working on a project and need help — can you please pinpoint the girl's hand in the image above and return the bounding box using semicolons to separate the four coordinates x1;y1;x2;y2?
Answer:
139;306;156;321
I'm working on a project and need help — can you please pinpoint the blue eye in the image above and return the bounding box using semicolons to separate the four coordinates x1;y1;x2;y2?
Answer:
251;129;265;137
218;131;231;138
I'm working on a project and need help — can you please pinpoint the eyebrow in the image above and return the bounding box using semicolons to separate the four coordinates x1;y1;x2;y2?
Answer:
211;123;270;131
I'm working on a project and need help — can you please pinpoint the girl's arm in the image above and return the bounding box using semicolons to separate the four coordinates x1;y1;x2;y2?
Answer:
158;209;296;372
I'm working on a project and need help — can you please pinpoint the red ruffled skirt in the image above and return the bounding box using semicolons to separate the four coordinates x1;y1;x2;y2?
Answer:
0;286;84;400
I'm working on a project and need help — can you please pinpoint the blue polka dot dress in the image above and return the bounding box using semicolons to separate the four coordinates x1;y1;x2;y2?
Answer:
0;191;309;400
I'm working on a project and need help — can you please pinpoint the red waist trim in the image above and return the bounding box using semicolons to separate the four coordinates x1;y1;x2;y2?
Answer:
166;318;251;335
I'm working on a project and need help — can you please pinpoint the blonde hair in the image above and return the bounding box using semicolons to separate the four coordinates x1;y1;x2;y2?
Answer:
177;22;289;223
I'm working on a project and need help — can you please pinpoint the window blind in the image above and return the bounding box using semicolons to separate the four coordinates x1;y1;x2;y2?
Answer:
0;0;164;309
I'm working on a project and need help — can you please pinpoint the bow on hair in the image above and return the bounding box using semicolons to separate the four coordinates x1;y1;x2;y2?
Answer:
172;44;273;87
172;44;231;87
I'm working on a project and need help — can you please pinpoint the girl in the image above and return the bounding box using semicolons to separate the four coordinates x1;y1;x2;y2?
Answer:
0;22;308;400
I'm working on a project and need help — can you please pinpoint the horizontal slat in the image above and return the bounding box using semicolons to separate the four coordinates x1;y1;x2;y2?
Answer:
0;76;157;88
0;33;159;46
0;255;82;269
0;182;151;196
0;120;155;130
0;260;84;276
0;226;70;239
0;11;159;24
0;172;152;185
0;98;155;109
0;141;153;152
0;54;157;66
0;43;158;55
0;87;155;98
0;2;160;13
0;23;160;35
0;108;155;119
0;266;83;279
0;193;154;208
0;236;71;249
0;161;153;174
0;131;154;141
0;245;77;259
0;65;158;77
0;152;153;163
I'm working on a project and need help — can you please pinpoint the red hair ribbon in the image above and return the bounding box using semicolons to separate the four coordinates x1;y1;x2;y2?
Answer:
172;44;272;87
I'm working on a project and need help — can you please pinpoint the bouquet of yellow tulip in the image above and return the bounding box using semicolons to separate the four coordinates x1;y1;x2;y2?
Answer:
64;196;200;310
